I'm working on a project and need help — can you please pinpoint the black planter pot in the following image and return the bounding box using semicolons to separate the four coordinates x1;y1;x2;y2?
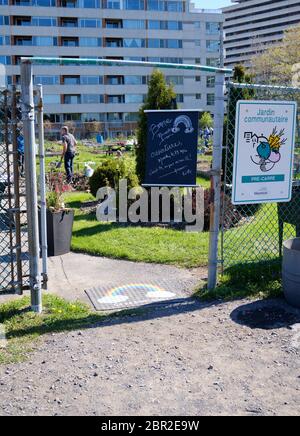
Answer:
39;209;74;257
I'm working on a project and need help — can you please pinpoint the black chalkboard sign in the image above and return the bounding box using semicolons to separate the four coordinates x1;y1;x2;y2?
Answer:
144;110;199;186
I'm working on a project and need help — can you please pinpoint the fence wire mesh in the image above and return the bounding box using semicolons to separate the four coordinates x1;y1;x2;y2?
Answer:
0;88;29;294
221;82;300;281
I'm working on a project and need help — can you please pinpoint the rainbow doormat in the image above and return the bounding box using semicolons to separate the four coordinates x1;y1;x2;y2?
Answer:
85;281;185;311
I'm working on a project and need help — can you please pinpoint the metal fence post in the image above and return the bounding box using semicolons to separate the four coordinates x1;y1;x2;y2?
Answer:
207;72;225;290
36;84;48;290
21;60;42;313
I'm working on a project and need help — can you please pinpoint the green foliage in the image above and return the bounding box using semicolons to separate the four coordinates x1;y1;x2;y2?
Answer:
197;260;282;301
89;158;138;197
199;112;213;129
136;70;177;183
224;65;255;181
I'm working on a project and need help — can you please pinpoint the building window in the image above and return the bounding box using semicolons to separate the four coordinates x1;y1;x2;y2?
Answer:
81;76;103;85
0;56;10;65
195;40;201;47
79;19;101;28
107;95;124;104
207;93;215;106
123;112;139;122
106;0;121;8
82;113;105;122
177;94;184;103
195;58;201;64
195;94;201;100
82;94;104;104
63;113;81;121
206;58;219;67
32;17;57;26
106;38;123;48
107;76;124;85
123;39;145;48
206;40;220;53
34;76;59;85
195;76;201;82
124;0;145;10
125;94;145;103
44;95;60;104
79;37;101;47
123;20;145;29
0;36;10;46
64;95;81;104
107;112;122;121
206;76;215;88
206;22;220;35
63;76;80;85
124;76;146;85
33;36;57;46
0;16;9;25
166;76;183;85
78;0;101;7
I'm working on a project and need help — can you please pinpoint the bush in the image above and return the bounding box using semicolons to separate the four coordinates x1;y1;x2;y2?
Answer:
89;158;138;197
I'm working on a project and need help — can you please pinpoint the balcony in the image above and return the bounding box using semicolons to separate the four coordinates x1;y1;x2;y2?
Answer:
105;38;123;48
60;18;78;27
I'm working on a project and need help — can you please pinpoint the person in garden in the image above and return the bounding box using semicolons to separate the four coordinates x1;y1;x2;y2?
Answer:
59;126;77;184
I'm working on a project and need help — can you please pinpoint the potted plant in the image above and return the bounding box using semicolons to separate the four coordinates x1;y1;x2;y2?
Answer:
42;175;74;257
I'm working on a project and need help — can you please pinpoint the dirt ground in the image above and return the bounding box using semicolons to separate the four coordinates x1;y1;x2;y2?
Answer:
0;296;300;416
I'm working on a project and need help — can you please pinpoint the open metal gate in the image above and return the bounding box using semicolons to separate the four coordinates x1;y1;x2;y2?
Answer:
0;87;29;294
220;82;300;280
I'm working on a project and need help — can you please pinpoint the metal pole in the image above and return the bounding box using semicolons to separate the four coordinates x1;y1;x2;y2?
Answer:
207;71;225;290
20;61;42;313
11;85;23;295
37;84;48;290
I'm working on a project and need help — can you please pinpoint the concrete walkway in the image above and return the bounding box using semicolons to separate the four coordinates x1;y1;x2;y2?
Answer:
47;252;206;307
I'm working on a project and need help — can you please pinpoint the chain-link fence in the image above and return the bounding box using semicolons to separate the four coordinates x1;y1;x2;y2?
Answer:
0;88;29;294
220;82;300;281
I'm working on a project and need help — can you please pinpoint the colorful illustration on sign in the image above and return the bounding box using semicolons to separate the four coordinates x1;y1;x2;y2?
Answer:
246;127;287;172
172;115;194;134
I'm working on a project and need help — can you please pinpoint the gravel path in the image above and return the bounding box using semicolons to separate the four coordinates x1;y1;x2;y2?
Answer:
0;297;300;416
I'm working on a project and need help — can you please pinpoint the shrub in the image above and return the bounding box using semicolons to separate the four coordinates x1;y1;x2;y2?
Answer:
136;70;177;183
89;158;138;197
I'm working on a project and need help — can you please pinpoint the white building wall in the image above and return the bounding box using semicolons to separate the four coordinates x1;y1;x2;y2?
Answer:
223;0;300;68
0;0;223;132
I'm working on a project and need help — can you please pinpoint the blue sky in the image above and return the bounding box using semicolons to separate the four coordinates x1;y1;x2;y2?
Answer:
195;0;232;8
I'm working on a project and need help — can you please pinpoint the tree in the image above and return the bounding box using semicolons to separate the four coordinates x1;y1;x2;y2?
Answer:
136;69;176;183
250;25;300;85
199;112;213;130
223;65;254;181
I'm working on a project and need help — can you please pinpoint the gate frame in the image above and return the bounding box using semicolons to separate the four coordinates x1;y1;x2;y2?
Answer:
220;80;300;277
20;57;232;305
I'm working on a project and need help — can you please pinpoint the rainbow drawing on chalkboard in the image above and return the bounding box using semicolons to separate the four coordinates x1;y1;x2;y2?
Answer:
247;127;287;172
172;115;194;134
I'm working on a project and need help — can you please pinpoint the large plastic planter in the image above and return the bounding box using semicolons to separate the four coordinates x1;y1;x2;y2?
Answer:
282;238;300;308
39;209;74;257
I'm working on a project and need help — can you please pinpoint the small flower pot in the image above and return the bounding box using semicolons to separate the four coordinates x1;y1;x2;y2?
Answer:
40;208;74;257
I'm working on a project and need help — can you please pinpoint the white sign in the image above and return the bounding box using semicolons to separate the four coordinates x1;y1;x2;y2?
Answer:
232;100;297;205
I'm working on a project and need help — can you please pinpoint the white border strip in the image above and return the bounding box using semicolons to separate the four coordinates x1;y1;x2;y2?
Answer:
0;324;7;349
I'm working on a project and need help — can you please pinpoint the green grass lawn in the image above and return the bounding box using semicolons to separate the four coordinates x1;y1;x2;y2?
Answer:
0;294;142;365
65;192;293;269
66;193;210;268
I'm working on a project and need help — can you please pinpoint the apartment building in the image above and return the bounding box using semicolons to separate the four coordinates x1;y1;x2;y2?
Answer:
223;0;300;68
0;0;223;136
